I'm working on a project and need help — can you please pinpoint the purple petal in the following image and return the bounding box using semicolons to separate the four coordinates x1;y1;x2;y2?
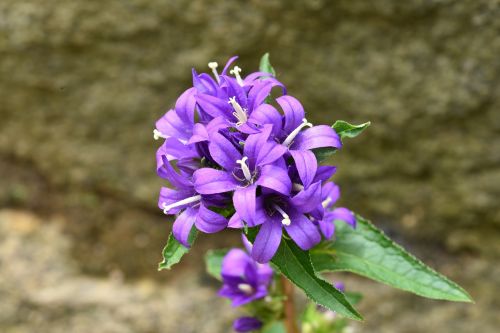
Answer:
161;137;198;160
195;205;228;233
313;166;337;183
249;104;283;136
251;197;270;227
290;181;322;213
228;212;244;229
318;217;335;239
155;109;192;142
196;93;232;119
247;80;284;111
241;234;253;253
192;69;216;95
174;87;196;123
290;150;318;188
322;182;340;206
292;125;342;151
222;56;239;75
256;263;273;284
208;132;242;171
223;76;248;108
172;207;198;247
193;168;239;194
158;187;194;214
233;317;263;333
221;248;252;278
233;185;256;226
256;164;291;195
256;142;287;167
330;207;356;228
252;217;282;263
243;126;272;169
285;211;321;250
159;156;192;189
277;95;305;134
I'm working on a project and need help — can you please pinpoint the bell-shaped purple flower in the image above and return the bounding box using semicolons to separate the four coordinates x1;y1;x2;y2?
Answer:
218;248;273;307
315;182;356;239
158;157;229;246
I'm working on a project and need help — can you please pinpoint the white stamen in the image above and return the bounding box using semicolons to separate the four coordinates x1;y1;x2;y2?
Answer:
273;204;291;226
162;195;201;214
282;118;313;147
153;129;167;140
230;65;244;86
292;183;304;192
236;156;252;182
322;197;332;208
228;96;248;126
237;283;253;295
208;61;220;84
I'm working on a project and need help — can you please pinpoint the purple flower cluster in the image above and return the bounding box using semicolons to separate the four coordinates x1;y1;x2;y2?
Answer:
155;56;355;263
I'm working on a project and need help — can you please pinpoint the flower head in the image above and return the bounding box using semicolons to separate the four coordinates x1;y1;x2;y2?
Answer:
154;55;349;261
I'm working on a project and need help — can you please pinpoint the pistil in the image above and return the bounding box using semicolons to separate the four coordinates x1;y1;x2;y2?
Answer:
237;283;254;295
282;118;313;147
228;96;248;126
292;183;304;191
236;156;252;182
273;204;291;226
230;65;244;86
208;61;220;83
162;195;201;214
153;129;167;140
322;197;332;208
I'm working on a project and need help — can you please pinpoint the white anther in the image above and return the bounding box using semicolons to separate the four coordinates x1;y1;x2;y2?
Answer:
228;96;248;126
236;156;252;182
282;118;313;147
153;129;167;140
162;195;201;214
292;183;304;192
322;197;332;208
208;61;220;84
237;283;253;294
230;65;244;86
273;204;291;226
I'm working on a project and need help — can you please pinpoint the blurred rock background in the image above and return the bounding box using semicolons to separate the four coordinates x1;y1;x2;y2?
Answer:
0;0;498;332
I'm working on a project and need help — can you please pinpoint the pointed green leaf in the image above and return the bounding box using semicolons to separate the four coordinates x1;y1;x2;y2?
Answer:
204;249;228;280
270;237;362;320
313;146;338;163
259;53;276;76
311;215;473;302
158;228;197;271
332;120;371;139
313;120;369;162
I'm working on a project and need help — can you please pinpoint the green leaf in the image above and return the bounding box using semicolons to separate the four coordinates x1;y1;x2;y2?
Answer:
314;121;370;162
311;215;473;302
204;249;228;280
158;228;197;271
259;53;276;76
313;146;338;163
332;120;371;139
270;237;362;320
262;321;286;333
